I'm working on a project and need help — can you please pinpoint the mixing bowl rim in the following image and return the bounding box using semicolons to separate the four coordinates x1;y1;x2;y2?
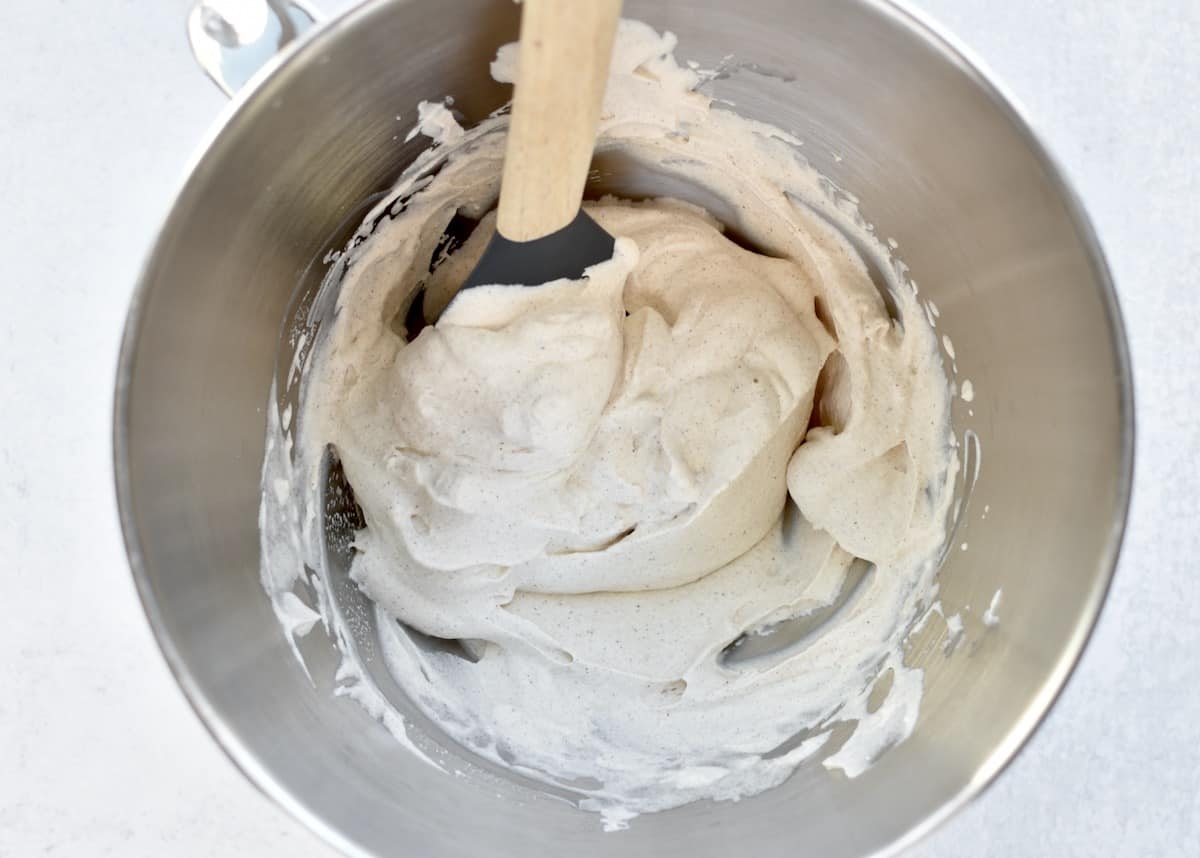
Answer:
112;1;1135;855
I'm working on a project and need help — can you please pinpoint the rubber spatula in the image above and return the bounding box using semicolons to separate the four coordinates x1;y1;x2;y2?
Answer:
459;0;623;293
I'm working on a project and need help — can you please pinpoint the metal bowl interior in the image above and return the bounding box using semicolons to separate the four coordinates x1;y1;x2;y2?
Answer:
115;1;1133;856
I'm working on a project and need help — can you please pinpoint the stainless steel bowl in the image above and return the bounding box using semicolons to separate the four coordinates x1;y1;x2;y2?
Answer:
115;1;1133;855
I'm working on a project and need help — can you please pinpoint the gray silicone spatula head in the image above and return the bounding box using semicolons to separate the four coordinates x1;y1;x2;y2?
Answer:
457;0;622;294
461;210;615;290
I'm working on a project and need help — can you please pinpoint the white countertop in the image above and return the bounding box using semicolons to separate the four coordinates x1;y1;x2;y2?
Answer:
2;1;1197;855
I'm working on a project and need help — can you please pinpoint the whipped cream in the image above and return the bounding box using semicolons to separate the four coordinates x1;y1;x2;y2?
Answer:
260;20;959;829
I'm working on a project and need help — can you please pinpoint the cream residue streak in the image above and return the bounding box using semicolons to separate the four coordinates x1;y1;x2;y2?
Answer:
260;21;958;829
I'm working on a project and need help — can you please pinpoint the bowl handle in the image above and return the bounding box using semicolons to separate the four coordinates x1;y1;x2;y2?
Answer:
187;0;325;97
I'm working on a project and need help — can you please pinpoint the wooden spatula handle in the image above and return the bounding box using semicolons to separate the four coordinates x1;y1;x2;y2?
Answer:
495;0;623;242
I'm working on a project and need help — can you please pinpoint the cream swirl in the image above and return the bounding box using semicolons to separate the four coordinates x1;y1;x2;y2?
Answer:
267;19;958;828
